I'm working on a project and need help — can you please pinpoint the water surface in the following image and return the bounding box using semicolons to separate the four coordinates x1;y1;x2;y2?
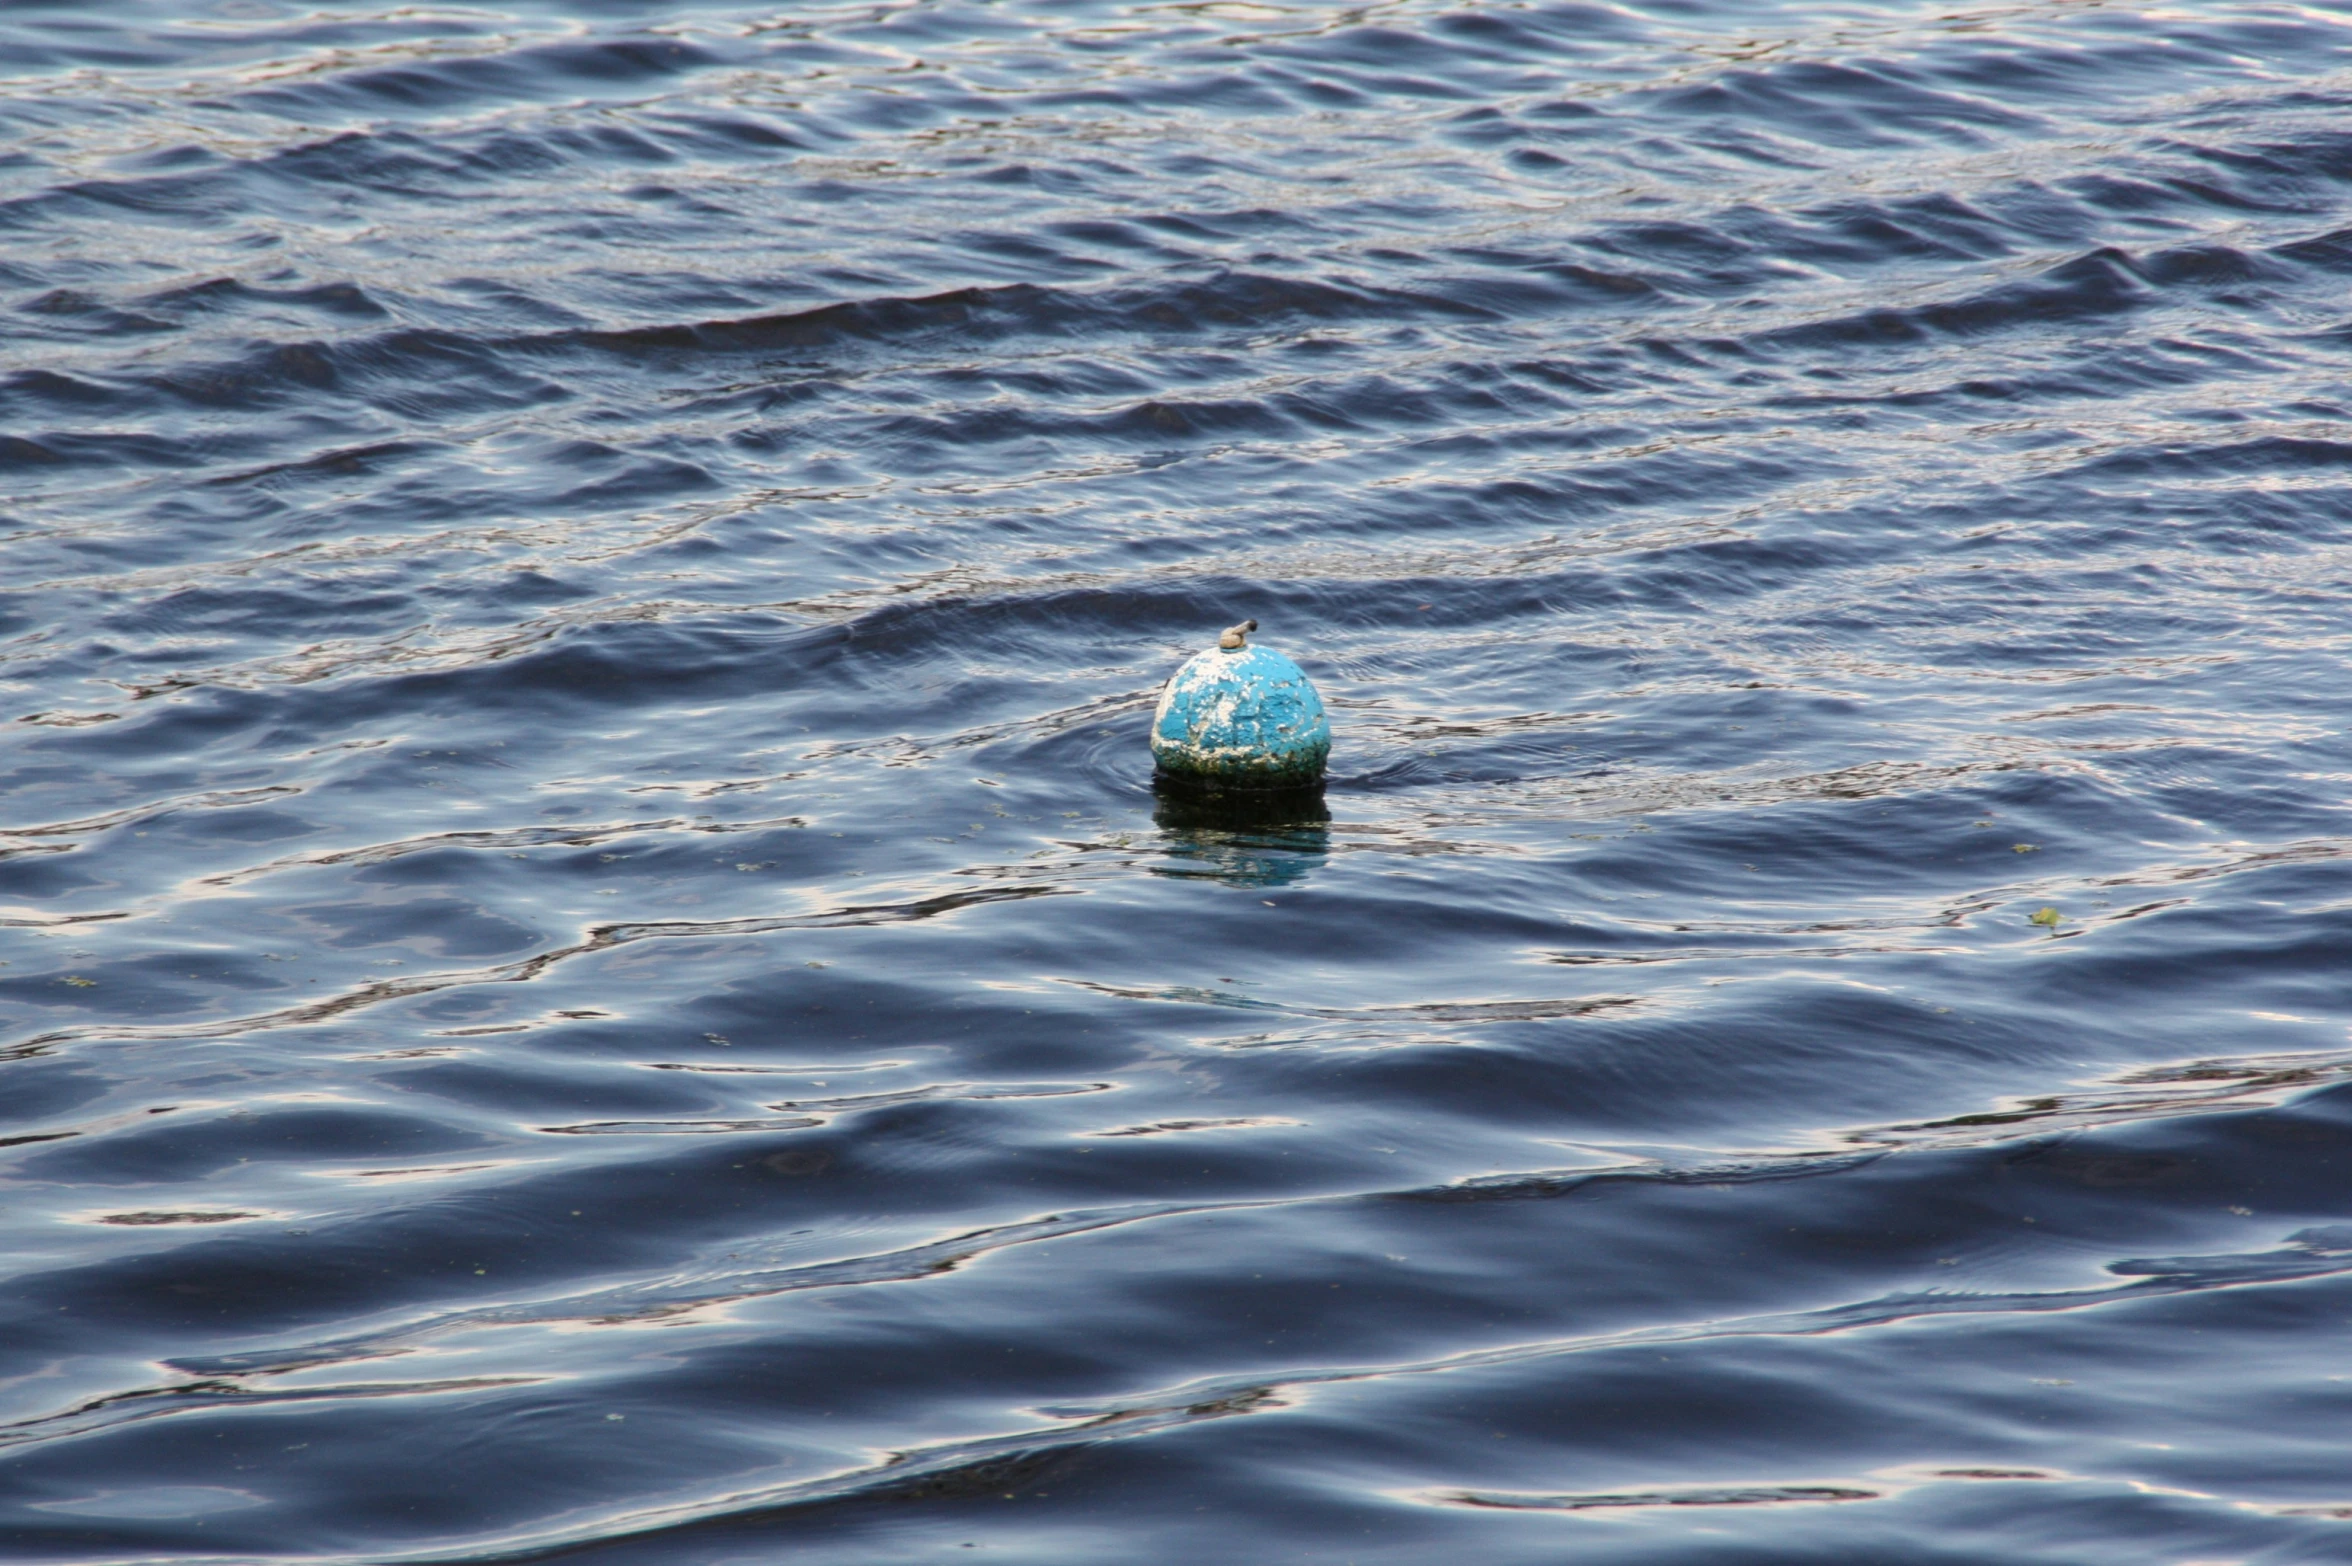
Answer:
5;1;2352;1560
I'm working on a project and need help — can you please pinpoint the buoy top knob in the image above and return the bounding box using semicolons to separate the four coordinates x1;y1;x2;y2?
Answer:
1151;621;1329;792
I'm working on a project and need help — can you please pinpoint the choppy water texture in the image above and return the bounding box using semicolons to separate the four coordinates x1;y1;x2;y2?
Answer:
5;1;2352;1561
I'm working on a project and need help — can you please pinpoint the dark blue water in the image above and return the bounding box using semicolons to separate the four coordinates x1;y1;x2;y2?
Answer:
5;1;2352;1559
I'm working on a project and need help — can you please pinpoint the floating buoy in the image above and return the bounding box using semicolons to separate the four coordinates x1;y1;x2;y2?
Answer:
1150;620;1330;793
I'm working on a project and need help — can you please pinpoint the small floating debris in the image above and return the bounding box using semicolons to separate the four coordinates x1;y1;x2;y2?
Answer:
1150;620;1330;794
1446;1483;1878;1512
96;1211;254;1226
2030;906;2062;928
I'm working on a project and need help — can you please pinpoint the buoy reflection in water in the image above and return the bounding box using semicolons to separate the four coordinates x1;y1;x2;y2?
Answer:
1150;785;1331;890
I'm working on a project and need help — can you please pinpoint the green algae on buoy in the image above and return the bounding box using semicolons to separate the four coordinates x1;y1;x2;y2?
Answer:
1150;620;1330;793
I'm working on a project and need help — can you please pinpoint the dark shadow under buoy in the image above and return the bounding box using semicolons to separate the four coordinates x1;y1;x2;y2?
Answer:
1150;777;1330;890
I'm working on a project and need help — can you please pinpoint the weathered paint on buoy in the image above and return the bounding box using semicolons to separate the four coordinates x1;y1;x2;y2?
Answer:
1150;620;1330;791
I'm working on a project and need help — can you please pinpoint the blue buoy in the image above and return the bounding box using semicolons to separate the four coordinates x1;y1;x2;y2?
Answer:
1150;620;1330;792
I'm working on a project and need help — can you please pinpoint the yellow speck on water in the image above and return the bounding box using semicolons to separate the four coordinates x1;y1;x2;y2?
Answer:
2013;843;2039;853
2030;907;2061;927
62;976;95;987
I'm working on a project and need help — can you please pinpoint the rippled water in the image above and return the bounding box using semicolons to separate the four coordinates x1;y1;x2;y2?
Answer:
6;0;2352;1559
